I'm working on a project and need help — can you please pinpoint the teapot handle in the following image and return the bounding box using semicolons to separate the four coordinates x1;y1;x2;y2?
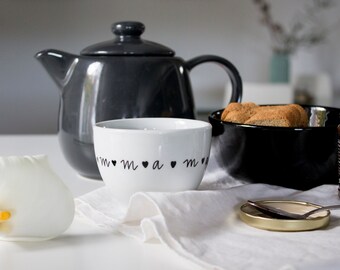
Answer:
185;55;242;103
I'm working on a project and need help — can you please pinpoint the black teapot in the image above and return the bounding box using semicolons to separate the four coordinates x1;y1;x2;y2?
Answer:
36;21;242;179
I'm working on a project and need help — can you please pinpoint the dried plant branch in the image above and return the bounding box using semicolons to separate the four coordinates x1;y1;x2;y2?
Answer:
253;0;336;54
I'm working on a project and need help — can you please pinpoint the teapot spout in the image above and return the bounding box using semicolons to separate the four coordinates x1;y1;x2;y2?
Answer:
35;49;79;89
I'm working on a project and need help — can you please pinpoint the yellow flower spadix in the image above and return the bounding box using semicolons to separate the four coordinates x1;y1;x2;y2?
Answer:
0;211;11;221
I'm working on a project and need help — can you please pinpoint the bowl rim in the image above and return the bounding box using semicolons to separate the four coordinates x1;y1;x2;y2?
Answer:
209;104;340;130
94;117;212;133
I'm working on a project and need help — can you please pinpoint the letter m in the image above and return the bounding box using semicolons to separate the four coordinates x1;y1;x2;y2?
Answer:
183;159;198;168
120;160;138;170
100;158;110;167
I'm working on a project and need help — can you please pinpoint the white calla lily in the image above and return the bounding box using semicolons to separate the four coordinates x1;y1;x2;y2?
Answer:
0;155;74;241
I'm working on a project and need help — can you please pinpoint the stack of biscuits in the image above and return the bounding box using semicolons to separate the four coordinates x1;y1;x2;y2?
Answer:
221;102;308;127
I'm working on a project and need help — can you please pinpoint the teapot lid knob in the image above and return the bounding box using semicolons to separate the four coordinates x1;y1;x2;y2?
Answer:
81;21;174;56
112;21;145;37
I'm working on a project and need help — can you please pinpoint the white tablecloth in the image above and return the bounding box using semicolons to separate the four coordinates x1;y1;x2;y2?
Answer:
76;144;340;270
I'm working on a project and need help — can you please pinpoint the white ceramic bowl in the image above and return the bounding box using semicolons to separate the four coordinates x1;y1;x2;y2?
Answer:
93;118;212;200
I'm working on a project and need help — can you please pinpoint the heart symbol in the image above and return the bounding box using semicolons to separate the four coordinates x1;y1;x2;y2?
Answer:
171;161;176;168
112;160;117;166
201;158;205;164
142;161;149;168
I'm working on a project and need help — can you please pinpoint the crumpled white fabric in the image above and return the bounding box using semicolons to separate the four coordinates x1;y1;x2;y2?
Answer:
75;146;340;270
75;183;340;270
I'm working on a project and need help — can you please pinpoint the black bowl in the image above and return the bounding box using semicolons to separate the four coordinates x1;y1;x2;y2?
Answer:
209;105;340;190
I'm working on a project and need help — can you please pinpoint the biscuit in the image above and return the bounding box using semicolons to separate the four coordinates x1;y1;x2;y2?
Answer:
221;102;308;127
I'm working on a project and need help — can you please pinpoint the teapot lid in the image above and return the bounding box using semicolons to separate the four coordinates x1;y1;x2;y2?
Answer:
81;21;175;56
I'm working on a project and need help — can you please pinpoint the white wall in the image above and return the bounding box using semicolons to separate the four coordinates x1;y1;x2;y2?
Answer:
1;0;339;133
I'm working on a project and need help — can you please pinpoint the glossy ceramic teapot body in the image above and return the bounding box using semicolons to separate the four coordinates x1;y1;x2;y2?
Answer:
36;21;243;179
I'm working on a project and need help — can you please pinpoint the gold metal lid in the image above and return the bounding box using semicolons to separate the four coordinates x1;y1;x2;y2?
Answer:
239;200;330;232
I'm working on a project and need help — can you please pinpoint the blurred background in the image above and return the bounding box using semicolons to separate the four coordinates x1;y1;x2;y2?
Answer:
1;0;340;134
